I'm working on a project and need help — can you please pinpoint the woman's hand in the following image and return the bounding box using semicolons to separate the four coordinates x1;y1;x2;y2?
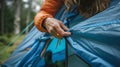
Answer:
43;17;71;39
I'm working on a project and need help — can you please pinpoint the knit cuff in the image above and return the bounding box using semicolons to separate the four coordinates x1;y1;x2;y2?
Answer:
34;14;53;32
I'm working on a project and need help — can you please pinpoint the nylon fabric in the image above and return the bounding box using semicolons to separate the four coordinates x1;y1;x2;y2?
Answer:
2;0;120;67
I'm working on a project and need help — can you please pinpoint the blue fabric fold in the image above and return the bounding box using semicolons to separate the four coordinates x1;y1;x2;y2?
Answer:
2;0;120;67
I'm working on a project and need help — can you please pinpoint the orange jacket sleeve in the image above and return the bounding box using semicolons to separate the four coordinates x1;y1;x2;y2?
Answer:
34;0;63;32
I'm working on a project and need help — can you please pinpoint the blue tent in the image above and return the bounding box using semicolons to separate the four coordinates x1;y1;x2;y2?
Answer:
2;0;120;67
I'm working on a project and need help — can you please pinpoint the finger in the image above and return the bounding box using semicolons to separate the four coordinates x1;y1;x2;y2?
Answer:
50;30;62;39
47;26;62;39
55;26;71;37
59;22;69;31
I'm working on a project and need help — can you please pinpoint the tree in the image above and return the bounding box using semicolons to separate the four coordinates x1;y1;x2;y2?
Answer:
0;0;5;34
13;0;21;34
0;0;14;34
25;0;32;33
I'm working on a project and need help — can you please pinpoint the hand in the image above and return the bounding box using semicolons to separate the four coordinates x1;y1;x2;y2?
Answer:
43;17;71;39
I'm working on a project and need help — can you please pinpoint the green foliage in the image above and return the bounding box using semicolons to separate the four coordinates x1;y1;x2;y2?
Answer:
0;34;14;46
0;0;37;34
20;8;35;31
0;0;14;34
0;36;8;45
0;34;25;64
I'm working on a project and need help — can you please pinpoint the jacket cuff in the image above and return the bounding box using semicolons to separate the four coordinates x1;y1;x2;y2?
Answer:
34;13;53;32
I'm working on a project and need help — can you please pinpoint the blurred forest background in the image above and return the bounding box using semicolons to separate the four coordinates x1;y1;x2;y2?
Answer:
0;0;43;64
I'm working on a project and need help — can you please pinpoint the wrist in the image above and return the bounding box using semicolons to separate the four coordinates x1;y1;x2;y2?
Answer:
42;18;47;30
42;17;51;30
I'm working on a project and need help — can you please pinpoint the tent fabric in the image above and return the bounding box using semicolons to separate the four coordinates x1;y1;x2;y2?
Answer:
67;0;120;66
2;0;120;67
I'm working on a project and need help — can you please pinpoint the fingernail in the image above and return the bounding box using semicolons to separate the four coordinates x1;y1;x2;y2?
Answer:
64;27;69;30
67;32;71;35
69;32;71;35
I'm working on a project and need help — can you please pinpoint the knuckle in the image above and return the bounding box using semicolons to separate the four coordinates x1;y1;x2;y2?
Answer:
61;33;65;36
53;25;59;29
52;24;57;28
53;25;56;28
59;21;62;24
